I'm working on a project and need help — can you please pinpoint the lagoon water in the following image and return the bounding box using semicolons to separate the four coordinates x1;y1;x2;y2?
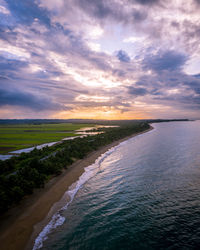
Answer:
35;121;200;250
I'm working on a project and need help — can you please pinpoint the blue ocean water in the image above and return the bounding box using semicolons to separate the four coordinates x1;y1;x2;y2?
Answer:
34;121;200;250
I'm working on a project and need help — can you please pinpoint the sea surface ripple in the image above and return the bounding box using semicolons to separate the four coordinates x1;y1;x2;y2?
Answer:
35;121;200;250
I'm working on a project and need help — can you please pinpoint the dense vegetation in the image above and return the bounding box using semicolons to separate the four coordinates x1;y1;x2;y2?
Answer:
0;122;150;213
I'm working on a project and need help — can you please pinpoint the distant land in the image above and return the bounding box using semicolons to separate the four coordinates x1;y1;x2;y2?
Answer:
0;119;190;155
0;118;190;125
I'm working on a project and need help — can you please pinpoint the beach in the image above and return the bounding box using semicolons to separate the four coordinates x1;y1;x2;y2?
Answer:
0;127;153;250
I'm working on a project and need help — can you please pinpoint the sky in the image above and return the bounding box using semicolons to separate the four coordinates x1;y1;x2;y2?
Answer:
0;0;200;120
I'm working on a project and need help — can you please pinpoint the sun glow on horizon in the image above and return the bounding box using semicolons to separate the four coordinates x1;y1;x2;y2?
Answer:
54;107;148;120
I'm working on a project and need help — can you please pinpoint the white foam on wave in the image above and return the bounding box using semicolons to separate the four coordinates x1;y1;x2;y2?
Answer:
32;140;128;250
33;214;65;250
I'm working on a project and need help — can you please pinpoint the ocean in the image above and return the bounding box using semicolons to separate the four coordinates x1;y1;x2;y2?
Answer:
33;121;200;250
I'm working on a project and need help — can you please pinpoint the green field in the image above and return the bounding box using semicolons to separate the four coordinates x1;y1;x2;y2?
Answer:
0;123;94;154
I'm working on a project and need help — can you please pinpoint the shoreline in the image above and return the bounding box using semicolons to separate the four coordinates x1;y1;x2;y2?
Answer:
0;126;153;250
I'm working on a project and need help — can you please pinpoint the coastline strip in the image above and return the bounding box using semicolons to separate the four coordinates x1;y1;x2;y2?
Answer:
0;126;153;250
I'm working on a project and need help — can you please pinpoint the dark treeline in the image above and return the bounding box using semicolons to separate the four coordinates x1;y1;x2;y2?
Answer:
0;123;150;213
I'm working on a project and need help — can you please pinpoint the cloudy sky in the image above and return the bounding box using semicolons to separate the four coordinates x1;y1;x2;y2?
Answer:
0;0;200;119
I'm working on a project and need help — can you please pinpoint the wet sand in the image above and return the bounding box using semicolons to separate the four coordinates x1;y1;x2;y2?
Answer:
0;127;153;250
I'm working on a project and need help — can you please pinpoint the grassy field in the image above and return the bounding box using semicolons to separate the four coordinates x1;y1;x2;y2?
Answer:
0;123;94;154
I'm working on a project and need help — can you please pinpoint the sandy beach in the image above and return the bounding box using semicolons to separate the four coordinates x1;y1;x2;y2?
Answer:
0;127;153;250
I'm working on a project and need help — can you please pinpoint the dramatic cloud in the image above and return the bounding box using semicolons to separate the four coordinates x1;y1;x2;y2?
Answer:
143;50;188;72
128;86;148;96
134;0;160;5
116;50;131;63
5;0;50;26
0;88;65;111
0;0;199;119
73;0;148;23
